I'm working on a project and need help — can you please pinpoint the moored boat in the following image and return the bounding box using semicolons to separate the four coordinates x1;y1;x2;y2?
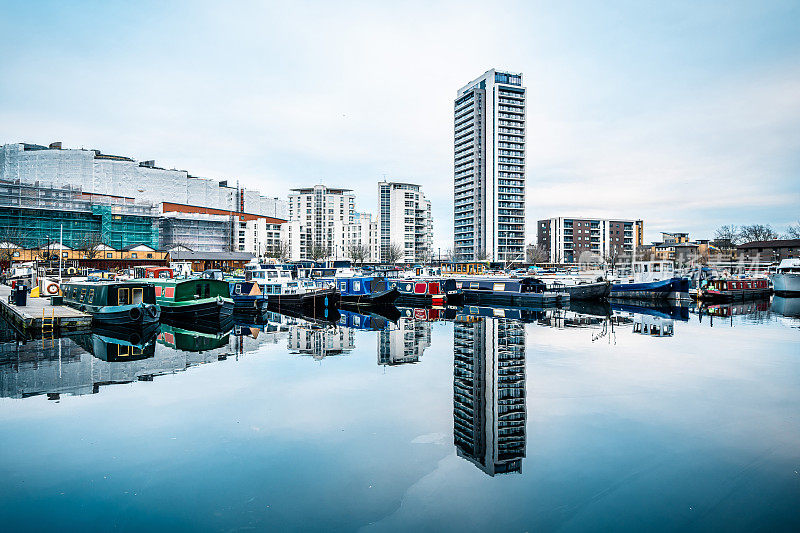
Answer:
316;276;399;306
547;280;610;301
454;277;569;307
145;277;234;322
610;261;689;300
228;280;268;313
770;259;800;296
697;278;771;302
385;278;455;306
61;280;161;326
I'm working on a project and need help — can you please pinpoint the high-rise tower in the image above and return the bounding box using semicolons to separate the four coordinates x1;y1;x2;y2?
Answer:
454;69;526;262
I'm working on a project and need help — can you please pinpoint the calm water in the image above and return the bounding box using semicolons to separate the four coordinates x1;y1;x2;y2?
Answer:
1;299;799;532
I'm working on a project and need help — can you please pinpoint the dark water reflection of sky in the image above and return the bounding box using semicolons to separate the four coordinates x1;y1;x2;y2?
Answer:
0;300;798;532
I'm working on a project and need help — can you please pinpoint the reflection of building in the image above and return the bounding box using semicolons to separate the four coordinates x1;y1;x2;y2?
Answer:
288;325;354;360
378;318;431;366
632;315;674;337
453;316;526;476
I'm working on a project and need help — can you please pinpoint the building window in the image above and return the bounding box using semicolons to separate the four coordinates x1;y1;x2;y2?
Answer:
106;252;113;258
131;253;137;259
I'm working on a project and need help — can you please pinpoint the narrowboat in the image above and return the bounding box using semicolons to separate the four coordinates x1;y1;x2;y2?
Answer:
770;259;800;296
385;278;455;306
316;276;400;306
228;280;268;313
697;278;771;302
546;280;610;301
454;277;569;307
144;278;234;322
609;261;690;300
61;280;160;326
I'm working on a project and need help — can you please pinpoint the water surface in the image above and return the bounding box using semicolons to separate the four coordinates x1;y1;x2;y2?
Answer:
0;300;798;531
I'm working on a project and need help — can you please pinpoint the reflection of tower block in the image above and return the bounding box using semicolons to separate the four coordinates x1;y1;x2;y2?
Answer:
633;315;674;337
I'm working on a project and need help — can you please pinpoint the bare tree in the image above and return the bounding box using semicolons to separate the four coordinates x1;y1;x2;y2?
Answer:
739;224;779;243
308;241;331;262
0;227;27;266
38;236;58;262
714;225;740;247
385;243;404;264
475;248;490;261
415;247;433;265
347;242;370;265
526;243;549;264
604;246;622;271
76;232;107;260
784;221;800;239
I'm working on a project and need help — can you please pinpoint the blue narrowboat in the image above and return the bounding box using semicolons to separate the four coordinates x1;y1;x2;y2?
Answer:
453;277;569;307
316;276;399;306
609;261;690;300
228;280;268;313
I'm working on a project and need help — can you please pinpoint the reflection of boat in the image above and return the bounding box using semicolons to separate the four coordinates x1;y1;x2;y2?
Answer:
338;308;395;331
61;281;160;326
265;287;340;316
632;315;674;337
701;299;771;318
772;296;800;317
73;324;159;362
568;300;612;317
455;305;543;323
157;322;232;352
609;299;689;321
771;259;800;296
397;307;457;322
267;304;341;326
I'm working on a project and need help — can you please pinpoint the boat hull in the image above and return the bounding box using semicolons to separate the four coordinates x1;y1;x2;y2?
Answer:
771;273;800;296
340;287;400;306
462;290;568;307
609;278;689;300
231;295;268;313
266;288;340;314
556;281;610;301
90;303;161;326
160;298;234;322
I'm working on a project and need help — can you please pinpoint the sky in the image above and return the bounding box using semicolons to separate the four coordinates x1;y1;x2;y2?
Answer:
1;0;798;250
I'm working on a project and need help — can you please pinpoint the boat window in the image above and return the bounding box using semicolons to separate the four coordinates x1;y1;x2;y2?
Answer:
204;284;210;298
493;283;505;291
353;280;360;291
653;264;661;272
118;288;129;305
72;288;78;298
643;264;649;272
634;264;642;273
234;284;241;295
87;289;94;302
132;288;143;305
80;288;87;301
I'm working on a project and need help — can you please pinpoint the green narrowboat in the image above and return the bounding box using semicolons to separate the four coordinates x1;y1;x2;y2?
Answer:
61;281;160;326
143;278;234;322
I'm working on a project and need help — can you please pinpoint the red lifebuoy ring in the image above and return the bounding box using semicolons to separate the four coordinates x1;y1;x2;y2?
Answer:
46;283;59;295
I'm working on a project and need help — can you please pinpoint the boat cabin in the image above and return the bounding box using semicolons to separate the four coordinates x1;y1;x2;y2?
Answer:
706;279;769;293
62;281;157;309
452;277;547;294
631;261;675;283
442;262;488;276
140;266;174;279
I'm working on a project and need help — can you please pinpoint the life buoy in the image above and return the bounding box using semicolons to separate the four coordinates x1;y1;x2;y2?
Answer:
128;307;142;321
46;283;59;295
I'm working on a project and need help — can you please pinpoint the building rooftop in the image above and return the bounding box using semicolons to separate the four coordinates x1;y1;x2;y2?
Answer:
169;251;255;261
738;239;800;249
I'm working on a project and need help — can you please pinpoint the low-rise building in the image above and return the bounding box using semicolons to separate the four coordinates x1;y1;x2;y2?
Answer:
737;239;799;262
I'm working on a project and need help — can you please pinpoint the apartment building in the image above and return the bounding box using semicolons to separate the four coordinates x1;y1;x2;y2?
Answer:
454;69;526;262
537;217;644;263
285;185;355;261
379;181;433;263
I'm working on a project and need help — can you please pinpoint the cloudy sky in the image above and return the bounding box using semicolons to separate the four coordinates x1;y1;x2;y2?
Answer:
1;0;798;249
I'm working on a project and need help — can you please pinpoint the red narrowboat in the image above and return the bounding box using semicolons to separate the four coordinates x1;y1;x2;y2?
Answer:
698;278;771;302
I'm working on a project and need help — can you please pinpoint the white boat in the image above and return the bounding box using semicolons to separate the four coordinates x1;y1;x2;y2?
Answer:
770;259;800;296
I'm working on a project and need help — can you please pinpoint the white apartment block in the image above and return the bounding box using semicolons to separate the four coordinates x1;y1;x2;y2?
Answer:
345;212;381;263
0;142;287;218
242;218;284;257
286;185;355;261
538;217;645;263
454;69;526;262
379;181;433;264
